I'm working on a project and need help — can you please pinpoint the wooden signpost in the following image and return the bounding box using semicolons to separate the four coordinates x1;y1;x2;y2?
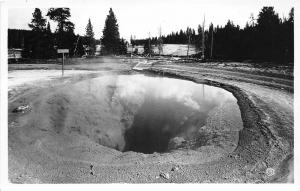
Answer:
57;49;69;76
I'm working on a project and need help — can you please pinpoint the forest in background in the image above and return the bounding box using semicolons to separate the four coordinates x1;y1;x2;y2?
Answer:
8;6;294;64
133;7;294;63
8;7;126;59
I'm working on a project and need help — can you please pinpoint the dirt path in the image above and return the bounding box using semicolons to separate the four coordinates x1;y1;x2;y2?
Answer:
8;58;293;183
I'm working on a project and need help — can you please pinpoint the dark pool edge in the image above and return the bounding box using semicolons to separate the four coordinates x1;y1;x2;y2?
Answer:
138;67;291;183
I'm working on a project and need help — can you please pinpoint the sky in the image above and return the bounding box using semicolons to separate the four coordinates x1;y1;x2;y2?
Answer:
7;0;295;40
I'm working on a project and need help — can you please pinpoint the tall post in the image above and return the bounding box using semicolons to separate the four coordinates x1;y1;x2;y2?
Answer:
57;49;68;76
130;35;133;57
187;28;190;58
210;24;214;58
158;26;163;56
62;53;64;76
202;15;205;60
134;35;136;53
148;32;151;57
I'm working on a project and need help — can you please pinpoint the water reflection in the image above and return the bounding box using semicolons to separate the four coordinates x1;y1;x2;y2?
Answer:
108;75;236;153
70;74;242;154
115;75;234;111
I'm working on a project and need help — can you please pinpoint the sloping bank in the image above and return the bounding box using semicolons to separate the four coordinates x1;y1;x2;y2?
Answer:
140;67;294;183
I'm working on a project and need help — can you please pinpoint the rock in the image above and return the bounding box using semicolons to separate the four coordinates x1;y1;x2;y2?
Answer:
168;137;186;150
160;172;170;180
12;105;31;113
171;166;179;171
234;154;240;160
90;165;94;175
266;168;275;177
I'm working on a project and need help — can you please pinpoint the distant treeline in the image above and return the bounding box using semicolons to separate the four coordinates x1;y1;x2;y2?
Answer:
133;7;294;63
131;29;197;46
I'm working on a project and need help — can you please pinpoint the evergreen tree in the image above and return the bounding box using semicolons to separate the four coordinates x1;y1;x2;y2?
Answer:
256;6;281;61
208;23;214;58
283;8;294;63
47;8;76;53
101;8;122;55
46;22;51;33
74;35;85;56
85;18;96;55
28;8;46;32
86;18;95;38
288;7;294;23
41;21;56;58
46;8;74;33
119;38;128;55
130;35;136;47
143;39;153;55
195;24;203;50
26;8;57;59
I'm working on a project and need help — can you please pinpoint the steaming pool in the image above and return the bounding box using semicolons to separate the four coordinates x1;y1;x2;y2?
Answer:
10;73;244;155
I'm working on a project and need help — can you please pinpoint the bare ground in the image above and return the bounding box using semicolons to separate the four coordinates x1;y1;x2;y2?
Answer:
8;57;293;183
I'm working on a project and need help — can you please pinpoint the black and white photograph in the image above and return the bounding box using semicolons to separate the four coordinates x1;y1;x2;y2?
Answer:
0;0;299;189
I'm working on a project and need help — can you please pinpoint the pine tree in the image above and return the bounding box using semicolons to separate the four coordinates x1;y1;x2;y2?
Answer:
256;7;281;61
28;8;46;32
85;18;95;55
288;7;294;23
46;8;74;33
86;18;94;38
46;22;51;33
27;8;55;58
47;8;76;51
195;24;203;50
101;8;121;55
286;8;294;62
143;39;153;55
119;38;128;55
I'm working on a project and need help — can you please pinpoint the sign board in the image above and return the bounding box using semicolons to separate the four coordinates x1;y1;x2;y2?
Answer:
57;49;69;76
57;49;69;53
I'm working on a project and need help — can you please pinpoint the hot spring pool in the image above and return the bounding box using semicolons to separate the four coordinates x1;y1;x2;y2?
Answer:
16;74;244;154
